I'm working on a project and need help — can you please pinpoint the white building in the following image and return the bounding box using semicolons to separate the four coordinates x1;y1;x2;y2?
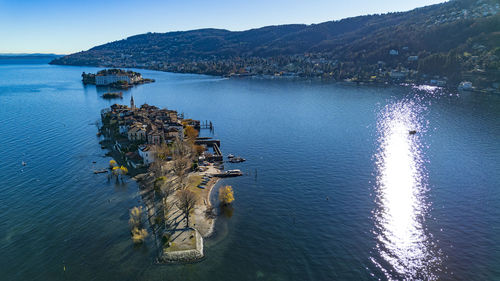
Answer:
389;49;399;56
138;145;156;165
95;74;140;85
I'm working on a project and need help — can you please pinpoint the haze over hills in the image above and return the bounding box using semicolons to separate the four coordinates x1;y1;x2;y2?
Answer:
51;0;500;91
1;53;62;58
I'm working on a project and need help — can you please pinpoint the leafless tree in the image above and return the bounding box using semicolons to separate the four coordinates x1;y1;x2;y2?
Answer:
161;181;177;222
176;190;198;228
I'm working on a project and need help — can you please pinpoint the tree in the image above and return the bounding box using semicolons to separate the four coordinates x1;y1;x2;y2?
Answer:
184;125;198;143
176;190;198;228
129;206;148;243
131;227;148;243
129;206;143;227
194;144;206;156
120;166;128;180
172;156;189;188
160;180;177;227
219;186;235;205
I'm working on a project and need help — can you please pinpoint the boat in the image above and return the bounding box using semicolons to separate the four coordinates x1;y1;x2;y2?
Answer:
21;161;27;166
94;169;108;174
229;157;246;163
227;154;235;159
197;185;206;189
214;169;243;178
409;130;417;135
458;81;473;91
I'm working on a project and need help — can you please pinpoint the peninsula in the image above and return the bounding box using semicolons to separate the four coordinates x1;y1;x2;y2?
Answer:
99;96;236;262
83;69;155;89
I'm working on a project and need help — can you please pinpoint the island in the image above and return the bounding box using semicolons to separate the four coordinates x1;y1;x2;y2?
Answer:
82;68;155;89
102;92;123;99
98;96;237;262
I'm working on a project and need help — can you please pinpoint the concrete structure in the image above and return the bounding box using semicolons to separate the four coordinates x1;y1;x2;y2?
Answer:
161;228;204;263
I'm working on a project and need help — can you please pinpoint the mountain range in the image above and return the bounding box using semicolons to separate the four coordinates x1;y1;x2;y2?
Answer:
51;0;500;90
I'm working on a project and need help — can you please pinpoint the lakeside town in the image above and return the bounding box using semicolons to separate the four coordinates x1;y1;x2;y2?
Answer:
51;0;500;94
98;93;241;262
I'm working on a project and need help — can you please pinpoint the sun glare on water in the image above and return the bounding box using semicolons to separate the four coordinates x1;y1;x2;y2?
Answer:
371;99;442;280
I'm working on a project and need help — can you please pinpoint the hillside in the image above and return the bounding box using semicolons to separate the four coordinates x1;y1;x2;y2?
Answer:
51;0;500;91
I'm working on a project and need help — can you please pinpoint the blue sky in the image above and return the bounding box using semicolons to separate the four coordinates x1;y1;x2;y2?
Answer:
0;0;446;54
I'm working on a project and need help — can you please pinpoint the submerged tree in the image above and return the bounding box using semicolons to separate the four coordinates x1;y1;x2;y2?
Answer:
129;206;148;243
219;186;235;205
176;190;198;228
131;227;148;243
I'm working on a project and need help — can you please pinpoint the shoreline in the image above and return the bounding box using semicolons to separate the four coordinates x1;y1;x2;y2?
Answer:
49;62;500;94
133;163;222;263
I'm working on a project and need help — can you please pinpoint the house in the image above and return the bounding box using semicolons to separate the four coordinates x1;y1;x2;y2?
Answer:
167;126;183;139
119;124;129;135
147;130;163;145
389;70;407;79
389;49;399;56
138;145;156;165
128;124;146;142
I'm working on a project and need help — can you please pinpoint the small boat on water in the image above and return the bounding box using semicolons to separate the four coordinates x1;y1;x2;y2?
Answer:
197;185;206;189
94;169;109;174
21;161;27;166
229;157;246;163
227;154;235;159
214;169;243;178
409;130;417;135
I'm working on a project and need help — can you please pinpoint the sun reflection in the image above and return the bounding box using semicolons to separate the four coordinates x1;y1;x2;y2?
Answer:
372;99;441;280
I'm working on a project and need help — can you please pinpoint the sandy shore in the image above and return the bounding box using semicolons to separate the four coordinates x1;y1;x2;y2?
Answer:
188;164;221;238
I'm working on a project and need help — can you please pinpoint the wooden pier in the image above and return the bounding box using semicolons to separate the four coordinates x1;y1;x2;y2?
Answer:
196;138;223;162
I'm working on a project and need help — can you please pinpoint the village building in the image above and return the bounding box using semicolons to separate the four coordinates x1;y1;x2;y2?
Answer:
138;145;156;165
101;95;194;166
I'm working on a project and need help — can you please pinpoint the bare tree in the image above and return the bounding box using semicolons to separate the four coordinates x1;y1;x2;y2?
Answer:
161;181;177;225
176;190;198;228
171;136;194;160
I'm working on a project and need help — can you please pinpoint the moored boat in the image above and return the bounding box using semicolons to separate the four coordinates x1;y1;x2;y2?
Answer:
214;169;243;177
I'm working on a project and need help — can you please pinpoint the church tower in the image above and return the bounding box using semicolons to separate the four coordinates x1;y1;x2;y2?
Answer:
130;95;136;110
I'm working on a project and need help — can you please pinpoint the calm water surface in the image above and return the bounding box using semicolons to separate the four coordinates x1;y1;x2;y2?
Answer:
0;59;499;280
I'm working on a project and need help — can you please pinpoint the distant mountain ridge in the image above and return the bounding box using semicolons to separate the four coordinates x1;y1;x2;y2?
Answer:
1;53;63;59
51;0;500;91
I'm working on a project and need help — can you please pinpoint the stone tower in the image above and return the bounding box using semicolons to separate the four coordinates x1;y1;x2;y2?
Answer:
130;95;135;110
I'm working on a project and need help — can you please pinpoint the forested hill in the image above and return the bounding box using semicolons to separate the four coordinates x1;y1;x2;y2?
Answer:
51;0;500;91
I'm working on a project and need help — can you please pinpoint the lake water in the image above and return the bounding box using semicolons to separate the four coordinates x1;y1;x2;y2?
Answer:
0;58;499;280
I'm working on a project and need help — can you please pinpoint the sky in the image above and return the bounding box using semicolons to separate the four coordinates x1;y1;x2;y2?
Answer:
0;0;447;54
